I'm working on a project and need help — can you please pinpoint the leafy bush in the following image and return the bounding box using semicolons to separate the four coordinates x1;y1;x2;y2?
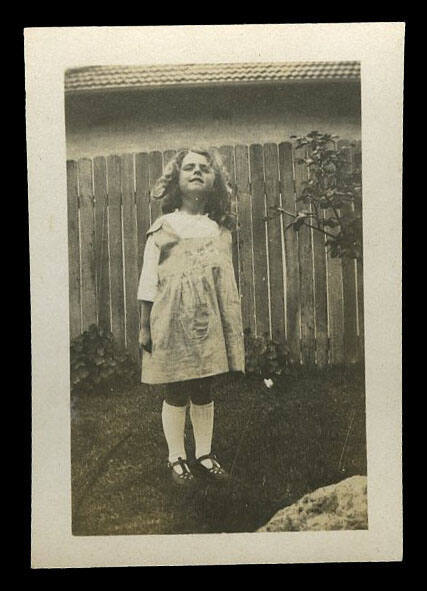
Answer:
70;325;139;394
244;329;289;378
266;131;363;261
291;131;362;260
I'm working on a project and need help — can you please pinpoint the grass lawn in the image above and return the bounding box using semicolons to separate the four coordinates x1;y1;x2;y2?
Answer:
71;366;366;535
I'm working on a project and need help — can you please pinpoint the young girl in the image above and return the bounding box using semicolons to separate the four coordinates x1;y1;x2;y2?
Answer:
137;148;245;487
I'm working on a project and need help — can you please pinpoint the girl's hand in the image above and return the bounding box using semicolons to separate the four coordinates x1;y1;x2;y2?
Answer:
139;325;152;353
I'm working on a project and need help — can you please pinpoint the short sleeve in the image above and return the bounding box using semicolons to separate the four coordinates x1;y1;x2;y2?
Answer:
137;235;160;301
146;216;164;237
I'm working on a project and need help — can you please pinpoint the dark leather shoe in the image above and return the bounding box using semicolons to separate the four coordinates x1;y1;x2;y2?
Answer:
193;453;230;482
167;457;196;487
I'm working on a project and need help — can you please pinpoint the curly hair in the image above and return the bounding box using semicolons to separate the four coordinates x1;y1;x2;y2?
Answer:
150;147;235;229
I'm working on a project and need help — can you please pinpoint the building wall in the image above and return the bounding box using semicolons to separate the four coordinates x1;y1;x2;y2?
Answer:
65;81;361;160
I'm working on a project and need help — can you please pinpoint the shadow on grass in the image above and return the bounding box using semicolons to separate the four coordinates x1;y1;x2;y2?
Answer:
71;365;366;535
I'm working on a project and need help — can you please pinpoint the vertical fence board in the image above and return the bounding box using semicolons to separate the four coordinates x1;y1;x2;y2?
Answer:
121;154;140;361
148;151;163;222
67;160;81;338
312;220;329;368
163;150;176;169
219;145;239;286
235;145;255;335
342;249;358;363
353;142;364;362
135;153;151;276
107;155;125;348
279;143;301;365
294;146;315;366
264;143;285;344
307;145;328;369
78;158;97;331
218;145;235;186
93;157;111;334
249;144;270;337
356;257;364;362
325;140;345;365
352;140;362;171
338;141;359;365
327;253;345;365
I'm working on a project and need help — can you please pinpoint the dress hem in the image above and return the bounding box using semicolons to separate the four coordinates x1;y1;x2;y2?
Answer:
141;367;245;386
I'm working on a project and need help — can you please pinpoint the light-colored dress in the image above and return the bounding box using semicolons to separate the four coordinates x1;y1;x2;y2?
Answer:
138;212;245;384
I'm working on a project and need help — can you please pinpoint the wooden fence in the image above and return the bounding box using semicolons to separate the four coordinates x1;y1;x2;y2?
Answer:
67;141;364;368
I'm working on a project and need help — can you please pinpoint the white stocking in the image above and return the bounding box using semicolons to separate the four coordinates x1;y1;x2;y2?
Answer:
190;401;214;468
161;401;187;471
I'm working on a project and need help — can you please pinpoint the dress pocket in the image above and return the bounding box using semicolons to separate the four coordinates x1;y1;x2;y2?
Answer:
180;303;210;341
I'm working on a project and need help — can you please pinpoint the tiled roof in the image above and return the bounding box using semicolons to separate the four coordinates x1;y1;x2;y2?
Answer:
65;62;360;92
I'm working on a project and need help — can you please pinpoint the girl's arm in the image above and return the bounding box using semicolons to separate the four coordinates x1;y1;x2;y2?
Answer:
137;234;160;353
139;301;153;352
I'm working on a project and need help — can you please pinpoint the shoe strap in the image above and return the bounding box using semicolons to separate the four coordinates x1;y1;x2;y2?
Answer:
197;453;220;467
170;457;191;474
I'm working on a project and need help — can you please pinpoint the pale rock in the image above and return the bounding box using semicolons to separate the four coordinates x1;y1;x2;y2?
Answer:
258;475;368;532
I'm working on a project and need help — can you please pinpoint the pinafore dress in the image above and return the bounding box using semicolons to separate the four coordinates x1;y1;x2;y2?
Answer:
141;217;245;384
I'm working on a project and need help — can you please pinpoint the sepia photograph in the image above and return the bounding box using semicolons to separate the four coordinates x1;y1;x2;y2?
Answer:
65;61;368;536
27;24;403;567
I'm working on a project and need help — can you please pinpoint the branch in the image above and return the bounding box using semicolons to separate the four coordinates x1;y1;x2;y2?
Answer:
272;208;338;239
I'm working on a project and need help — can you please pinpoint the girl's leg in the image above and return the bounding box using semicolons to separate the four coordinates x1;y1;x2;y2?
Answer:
189;377;215;469
162;385;189;474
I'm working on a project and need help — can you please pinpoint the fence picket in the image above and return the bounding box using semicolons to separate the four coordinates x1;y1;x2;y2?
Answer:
163;150;176;169
249;144;270;337
219;145;239;285
352;140;364;362
264;143;285;344
218;145;235;187
312;222;329;368
279;142;301;365
67;160;81;338
121;154;140;360
294;146;315;366
77;158;97;331
338;140;359;365
107;155;125;348
135;153;150;276
148;151;163;222
235;145;255;335
324;141;344;365
93;157;111;334
307;145;328;369
356;258;364;363
327;252;345;365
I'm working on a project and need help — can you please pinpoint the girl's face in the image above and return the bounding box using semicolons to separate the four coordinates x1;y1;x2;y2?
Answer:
178;152;215;197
